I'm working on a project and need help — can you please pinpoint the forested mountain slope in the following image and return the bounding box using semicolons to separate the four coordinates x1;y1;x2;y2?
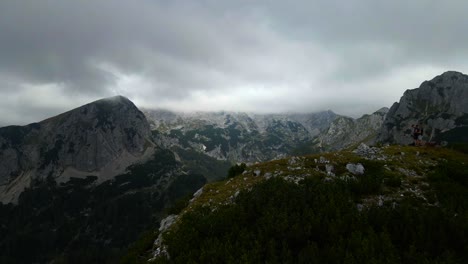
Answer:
133;144;468;263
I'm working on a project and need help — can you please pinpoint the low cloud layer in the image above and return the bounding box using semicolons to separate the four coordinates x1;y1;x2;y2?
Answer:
1;0;468;126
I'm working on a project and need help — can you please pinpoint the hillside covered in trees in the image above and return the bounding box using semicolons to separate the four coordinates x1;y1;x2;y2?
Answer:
127;144;468;263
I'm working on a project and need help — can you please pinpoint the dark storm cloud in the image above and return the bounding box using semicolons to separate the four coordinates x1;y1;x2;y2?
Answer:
262;1;468;78
1;0;468;125
0;0;282;97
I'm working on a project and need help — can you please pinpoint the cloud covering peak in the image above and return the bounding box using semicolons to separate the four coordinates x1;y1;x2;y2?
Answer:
1;0;468;126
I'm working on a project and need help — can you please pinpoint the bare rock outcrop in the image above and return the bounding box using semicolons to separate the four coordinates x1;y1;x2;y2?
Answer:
378;71;468;145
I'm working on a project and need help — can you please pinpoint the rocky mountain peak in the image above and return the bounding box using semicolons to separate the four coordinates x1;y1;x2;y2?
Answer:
374;107;389;115
430;70;467;83
378;71;468;145
0;95;152;204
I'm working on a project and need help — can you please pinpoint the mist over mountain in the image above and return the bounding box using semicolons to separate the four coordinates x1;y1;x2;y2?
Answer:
144;108;386;163
2;1;468;262
0;71;467;263
137;72;468;263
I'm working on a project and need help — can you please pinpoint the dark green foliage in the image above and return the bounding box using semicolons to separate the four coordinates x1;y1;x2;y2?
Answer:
349;160;385;196
436;127;468;144
450;143;468;155
0;149;205;263
384;175;402;188
166;173;206;203
158;161;468;263
455;114;468;126
120;230;160;264
174;147;231;181
428;160;468;214
227;163;246;178
166;194;193;215
292;138;323;156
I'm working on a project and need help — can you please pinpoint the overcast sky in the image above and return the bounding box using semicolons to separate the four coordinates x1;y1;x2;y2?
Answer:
1;0;468;126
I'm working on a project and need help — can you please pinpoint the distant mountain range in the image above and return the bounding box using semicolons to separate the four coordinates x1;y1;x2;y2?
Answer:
144;107;388;163
0;70;467;262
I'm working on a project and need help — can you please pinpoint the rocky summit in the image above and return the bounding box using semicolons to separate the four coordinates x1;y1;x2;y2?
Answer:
0;95;152;203
378;71;468;145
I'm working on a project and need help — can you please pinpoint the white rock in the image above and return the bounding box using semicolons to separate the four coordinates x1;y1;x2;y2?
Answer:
357;204;364;212
159;214;178;232
319;156;329;163
192;187;203;200
346;163;365;175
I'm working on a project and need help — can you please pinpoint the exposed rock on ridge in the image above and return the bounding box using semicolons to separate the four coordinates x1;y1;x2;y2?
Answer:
319;107;389;150
378;71;468;145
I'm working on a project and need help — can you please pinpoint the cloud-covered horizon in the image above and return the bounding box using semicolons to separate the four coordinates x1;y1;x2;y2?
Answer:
1;0;468;126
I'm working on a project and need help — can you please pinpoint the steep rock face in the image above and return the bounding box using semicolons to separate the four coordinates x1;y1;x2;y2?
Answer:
0;95;152;203
378;71;468;145
320;108;389;150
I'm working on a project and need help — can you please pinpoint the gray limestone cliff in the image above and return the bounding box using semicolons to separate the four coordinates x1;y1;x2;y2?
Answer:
377;71;468;145
0;95;153;203
319;107;389;150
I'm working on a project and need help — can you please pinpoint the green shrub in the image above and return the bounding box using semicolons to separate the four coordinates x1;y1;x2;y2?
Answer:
384;176;402;188
227;163;246;178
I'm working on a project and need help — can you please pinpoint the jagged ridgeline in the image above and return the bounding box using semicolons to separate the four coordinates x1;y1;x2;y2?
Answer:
143;145;468;263
145;108;388;163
